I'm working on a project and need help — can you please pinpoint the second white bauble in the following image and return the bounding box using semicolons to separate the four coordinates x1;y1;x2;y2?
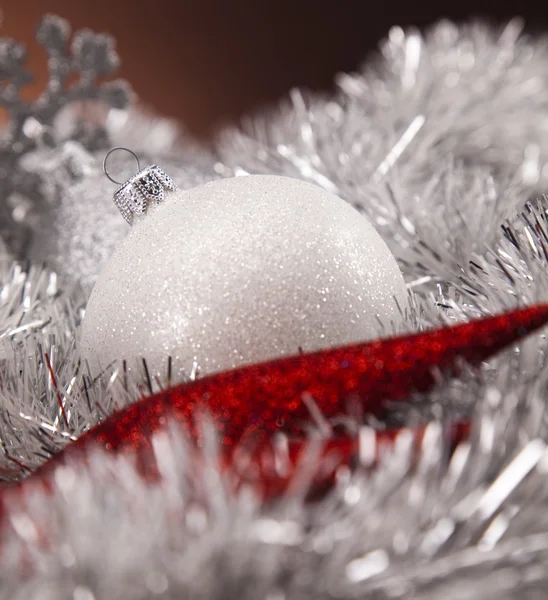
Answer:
80;174;407;381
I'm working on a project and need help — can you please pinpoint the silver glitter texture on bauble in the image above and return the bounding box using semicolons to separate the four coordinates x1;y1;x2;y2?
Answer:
81;174;408;379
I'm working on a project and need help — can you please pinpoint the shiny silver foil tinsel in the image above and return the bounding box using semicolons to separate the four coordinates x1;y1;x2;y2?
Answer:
2;15;548;600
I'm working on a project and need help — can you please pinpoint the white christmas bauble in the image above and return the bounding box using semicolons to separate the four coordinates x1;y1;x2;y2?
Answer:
81;174;407;381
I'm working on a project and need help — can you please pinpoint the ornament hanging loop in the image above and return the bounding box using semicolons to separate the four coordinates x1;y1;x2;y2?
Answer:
103;147;142;185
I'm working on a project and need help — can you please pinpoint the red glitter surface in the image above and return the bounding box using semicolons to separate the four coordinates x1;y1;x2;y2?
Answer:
0;304;546;554
35;303;548;482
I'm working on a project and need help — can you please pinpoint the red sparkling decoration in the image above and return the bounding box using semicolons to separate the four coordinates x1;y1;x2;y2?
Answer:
0;304;545;553
33;303;548;485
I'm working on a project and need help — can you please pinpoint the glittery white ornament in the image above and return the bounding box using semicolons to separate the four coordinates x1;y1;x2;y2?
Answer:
81;174;407;380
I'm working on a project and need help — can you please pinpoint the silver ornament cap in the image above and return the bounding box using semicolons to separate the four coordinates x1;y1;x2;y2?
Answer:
104;147;177;225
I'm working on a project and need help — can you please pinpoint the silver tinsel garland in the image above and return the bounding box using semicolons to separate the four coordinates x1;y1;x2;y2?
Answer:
1;15;548;600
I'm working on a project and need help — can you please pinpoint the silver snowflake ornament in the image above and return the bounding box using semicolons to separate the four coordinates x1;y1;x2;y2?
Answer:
0;14;132;256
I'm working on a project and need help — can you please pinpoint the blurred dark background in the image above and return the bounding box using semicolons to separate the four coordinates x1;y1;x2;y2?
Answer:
2;0;547;137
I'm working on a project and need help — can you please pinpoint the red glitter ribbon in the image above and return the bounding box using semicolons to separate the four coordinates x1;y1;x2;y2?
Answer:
0;302;546;561
28;303;548;495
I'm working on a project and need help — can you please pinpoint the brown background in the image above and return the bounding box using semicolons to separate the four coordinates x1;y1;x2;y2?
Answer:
2;0;547;137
